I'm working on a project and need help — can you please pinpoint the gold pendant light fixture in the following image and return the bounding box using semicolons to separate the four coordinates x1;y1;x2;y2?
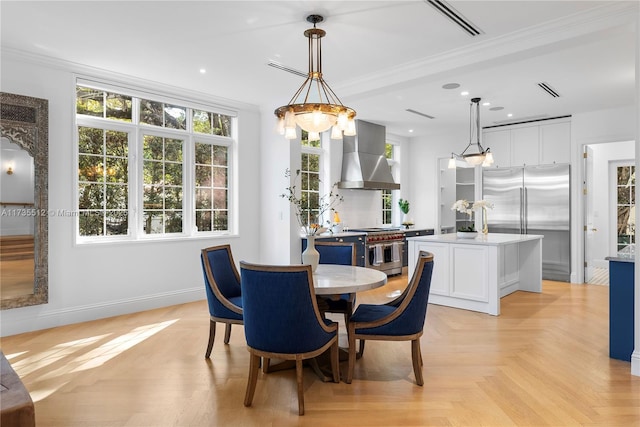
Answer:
448;97;494;168
275;15;356;141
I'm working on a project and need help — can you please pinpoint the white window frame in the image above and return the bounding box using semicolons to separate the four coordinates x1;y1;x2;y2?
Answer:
74;78;237;244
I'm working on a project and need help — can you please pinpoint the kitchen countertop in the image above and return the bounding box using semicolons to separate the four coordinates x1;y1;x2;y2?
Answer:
406;232;543;246
302;231;366;239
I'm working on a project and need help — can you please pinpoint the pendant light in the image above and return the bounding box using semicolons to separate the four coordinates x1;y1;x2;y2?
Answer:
274;15;356;140
448;97;493;168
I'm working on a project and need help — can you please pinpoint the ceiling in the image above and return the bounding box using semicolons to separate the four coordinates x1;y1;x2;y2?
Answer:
1;1;637;138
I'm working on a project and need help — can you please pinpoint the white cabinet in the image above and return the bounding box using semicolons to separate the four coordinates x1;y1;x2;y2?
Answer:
483;118;571;167
483;130;511;168
540;121;571;164
439;158;456;233
511;126;540;166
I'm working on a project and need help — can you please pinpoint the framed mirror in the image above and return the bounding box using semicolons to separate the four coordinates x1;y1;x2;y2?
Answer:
0;92;48;309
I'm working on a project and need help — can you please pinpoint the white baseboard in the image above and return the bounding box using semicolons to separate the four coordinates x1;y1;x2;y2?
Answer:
632;350;640;376
1;287;205;337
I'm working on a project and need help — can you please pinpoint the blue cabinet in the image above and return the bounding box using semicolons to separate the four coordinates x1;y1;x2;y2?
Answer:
402;229;434;267
302;234;366;267
608;259;635;362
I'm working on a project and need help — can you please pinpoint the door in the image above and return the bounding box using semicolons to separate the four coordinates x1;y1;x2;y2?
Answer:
584;146;596;283
482;167;523;233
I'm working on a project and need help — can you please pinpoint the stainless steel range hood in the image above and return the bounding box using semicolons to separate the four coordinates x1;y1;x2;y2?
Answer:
338;120;400;190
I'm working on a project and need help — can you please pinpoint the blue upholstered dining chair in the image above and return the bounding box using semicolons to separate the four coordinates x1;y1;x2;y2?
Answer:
240;262;339;416
200;245;243;359
346;251;434;385
315;241;356;324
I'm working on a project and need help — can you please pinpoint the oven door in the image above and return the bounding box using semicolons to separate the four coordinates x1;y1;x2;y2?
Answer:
365;241;404;274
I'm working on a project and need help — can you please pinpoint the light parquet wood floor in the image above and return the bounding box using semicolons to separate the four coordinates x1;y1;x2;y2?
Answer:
1;276;639;426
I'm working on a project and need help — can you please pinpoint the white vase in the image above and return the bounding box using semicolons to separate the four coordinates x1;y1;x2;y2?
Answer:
302;235;320;272
457;231;478;239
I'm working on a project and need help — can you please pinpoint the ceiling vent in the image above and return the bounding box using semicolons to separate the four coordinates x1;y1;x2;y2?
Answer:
406;109;435;119
425;0;484;37
267;60;307;78
537;82;561;98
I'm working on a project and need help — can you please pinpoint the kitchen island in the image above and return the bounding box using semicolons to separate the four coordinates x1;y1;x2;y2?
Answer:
407;233;543;315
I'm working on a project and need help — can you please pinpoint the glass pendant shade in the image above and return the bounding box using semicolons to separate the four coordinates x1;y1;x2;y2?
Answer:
274;15;356;140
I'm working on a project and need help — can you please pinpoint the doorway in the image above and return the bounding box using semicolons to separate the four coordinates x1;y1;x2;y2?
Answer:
584;141;635;285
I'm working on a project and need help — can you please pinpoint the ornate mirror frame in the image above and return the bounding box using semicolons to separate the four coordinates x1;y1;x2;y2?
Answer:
0;92;48;309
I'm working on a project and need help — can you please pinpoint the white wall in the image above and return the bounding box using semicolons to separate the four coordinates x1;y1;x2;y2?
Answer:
0;51;262;337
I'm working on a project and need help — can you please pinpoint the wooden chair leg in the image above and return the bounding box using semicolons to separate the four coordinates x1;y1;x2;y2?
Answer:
346;326;356;384
356;340;365;359
205;319;216;358
411;339;424;386
223;323;232;344
295;359;305;415
262;358;271;374
330;340;339;383
244;353;261;407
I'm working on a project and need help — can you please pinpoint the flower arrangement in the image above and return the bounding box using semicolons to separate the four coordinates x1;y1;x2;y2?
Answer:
451;199;494;232
281;168;344;236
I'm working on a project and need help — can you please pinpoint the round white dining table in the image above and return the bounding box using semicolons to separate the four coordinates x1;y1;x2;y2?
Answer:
312;264;387;296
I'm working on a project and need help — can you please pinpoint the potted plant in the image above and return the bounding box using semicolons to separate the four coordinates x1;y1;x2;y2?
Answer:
451;199;477;238
451;199;494;238
398;198;413;229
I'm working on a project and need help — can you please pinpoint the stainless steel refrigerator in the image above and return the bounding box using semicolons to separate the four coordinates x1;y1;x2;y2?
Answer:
482;164;570;282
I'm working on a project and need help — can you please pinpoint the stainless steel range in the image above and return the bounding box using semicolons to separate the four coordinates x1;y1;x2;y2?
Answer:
350;228;404;276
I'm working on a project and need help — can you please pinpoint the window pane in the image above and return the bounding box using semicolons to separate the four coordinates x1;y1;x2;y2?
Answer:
143;211;164;234
143;135;164;160
196;211;212;231
165;187;183;209
618;166;631;185
212;113;232;136
105;130;128;157
213;210;228;230
193;110;212;134
618;186;630;205
213;189;227;209
165;211;183;233
213;167;227;187
105;211;128;235
78;126;104;154
105;185;128;210
140;99;164;126
78;155;103;182
78;183;104;209
164;139;183;162
212;146;227;165
195;165;211;186
80;211;104;236
105;92;132;122
164;163;183;185
106;157;128;183
385;143;394;159
195;188;212;209
195;142;212;164
144;186;163;209
164;105;186;130
76;87;104;117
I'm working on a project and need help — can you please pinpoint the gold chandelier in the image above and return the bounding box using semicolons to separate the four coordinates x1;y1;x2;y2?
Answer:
275;15;356;141
449;97;493;168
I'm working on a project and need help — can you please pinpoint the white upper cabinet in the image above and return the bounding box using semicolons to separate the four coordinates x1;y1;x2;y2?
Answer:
511;125;540;166
482;118;571;167
482;130;511;168
540;121;571;165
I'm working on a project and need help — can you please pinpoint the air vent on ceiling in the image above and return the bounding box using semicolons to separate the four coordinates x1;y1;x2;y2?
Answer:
425;0;483;37
267;60;307;78
537;82;561;98
406;109;435;119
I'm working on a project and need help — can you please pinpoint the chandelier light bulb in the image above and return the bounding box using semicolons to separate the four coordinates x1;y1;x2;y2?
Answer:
284;126;297;140
330;125;343;140
344;118;357;136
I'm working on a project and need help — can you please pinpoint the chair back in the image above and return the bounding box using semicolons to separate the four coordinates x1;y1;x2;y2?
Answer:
316;241;356;266
201;245;243;320
369;251;434;336
240;262;336;354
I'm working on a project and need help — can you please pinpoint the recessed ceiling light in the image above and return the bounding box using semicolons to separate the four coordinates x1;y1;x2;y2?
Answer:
442;83;460;89
461;91;469;96
489;106;504;111
199;68;206;74
507;113;513;117
408;129;414;133
482;102;490;106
